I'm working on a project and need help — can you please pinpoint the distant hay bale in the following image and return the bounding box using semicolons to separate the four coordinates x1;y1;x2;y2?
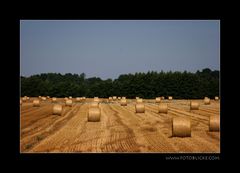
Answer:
41;97;46;101
136;97;139;100
53;104;62;115
168;96;173;100
65;99;73;107
120;99;127;106
113;96;117;101
69;96;72;99
93;97;100;103
155;97;161;103
118;97;121;100
47;96;50;99
136;98;143;103
64;97;68;101
122;97;126;100
22;97;27;102
76;97;81;102
190;101;199;110
90;102;99;108
204;97;210;105
158;103;168;113
52;97;57;103
33;99;40;107
88;107;101;122
135;103;145;113
108;97;113;103
209;115;220;132
215;96;219;101
161;96;165;100
172;117;191;137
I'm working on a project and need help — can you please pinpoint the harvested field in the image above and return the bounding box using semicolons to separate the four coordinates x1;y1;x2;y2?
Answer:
20;98;220;153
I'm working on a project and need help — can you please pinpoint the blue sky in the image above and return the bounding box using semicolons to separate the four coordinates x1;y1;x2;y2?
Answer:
20;20;220;79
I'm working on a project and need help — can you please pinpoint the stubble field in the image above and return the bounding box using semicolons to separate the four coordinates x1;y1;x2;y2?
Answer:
20;97;220;153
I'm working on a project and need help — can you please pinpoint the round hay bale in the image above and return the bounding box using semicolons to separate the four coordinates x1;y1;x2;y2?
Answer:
136;98;143;103
82;97;86;102
65;99;72;107
136;97;139;100
53;104;62;115
108;97;113;103
172;117;191;137
118;97;121;100
135;103;145;113
90;102;99;108
47;96;50;99
215;96;219;101
22;97;27;102
69;96;72;99
64;97;68;101
168;96;173;100
122;97;126;100
41;97;46;101
161;96;165;100
52;97;57;103
113;96;117;101
76;97;81;102
155;97;161;103
33;99;40;107
120;99;127;106
190;101;199;110
158;103;168;113
209;115;220;131
88;107;101;122
93;97;100;103
204;97;210;105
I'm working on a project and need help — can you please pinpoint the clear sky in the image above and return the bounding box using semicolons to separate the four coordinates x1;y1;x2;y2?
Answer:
20;20;220;79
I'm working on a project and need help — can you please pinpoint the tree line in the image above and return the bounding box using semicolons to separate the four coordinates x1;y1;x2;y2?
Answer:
20;68;219;99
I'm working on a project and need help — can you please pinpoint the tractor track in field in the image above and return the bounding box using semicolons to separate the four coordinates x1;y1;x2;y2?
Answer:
145;104;209;126
21;103;82;152
30;104;104;152
20;103;49;114
110;104;177;152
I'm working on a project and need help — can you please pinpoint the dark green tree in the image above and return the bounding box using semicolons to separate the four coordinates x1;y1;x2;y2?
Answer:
20;68;219;99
